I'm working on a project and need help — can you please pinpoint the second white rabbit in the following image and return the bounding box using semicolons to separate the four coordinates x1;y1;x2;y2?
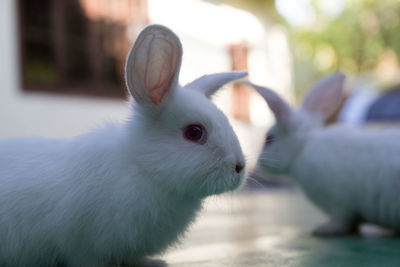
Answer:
248;73;400;236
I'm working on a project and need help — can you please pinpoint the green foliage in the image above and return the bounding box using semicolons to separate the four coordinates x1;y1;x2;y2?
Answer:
290;0;400;97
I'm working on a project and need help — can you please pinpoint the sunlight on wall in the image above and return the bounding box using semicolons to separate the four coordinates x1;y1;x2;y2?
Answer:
276;0;316;26
148;0;264;47
248;25;294;127
276;0;346;26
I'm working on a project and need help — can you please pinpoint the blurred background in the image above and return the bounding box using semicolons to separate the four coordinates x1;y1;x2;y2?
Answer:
1;0;400;179
2;1;400;265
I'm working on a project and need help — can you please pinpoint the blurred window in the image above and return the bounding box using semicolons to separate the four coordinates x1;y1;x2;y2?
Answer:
18;0;148;98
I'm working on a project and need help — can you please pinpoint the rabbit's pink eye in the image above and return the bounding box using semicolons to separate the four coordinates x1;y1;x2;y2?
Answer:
266;134;274;145
184;124;207;144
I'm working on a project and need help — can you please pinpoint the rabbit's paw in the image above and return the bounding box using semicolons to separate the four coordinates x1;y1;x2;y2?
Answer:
313;220;357;236
113;258;167;267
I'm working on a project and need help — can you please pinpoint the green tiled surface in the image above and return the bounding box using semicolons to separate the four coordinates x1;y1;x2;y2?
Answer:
157;190;400;267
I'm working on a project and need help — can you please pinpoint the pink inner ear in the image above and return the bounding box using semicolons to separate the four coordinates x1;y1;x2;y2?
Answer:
302;72;345;118
135;30;180;105
303;89;340;117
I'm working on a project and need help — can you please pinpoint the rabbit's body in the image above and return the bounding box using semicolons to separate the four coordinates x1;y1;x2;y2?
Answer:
0;127;201;266
249;73;400;235
0;25;246;266
291;125;400;232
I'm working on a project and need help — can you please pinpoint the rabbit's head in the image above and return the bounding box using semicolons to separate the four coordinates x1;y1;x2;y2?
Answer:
125;25;246;198
248;72;345;174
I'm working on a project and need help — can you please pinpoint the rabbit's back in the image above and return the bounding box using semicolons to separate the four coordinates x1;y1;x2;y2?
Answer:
293;125;400;229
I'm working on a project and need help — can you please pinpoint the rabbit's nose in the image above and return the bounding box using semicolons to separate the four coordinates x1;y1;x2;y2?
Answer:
235;162;244;174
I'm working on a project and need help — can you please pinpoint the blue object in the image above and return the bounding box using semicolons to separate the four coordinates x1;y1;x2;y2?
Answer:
366;87;400;122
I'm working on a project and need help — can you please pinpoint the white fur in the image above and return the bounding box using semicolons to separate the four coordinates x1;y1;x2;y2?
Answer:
250;73;400;235
0;25;246;266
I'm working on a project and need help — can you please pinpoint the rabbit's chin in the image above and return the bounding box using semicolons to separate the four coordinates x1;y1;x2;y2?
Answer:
193;171;244;198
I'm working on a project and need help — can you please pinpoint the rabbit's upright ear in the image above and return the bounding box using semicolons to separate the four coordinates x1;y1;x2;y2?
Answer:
246;82;292;126
301;72;345;119
125;25;182;105
185;71;248;98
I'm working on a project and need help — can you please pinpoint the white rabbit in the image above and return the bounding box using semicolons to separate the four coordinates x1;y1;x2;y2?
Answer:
0;25;246;266
247;72;400;236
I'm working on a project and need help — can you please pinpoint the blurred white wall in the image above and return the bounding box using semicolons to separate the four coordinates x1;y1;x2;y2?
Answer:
0;0;293;171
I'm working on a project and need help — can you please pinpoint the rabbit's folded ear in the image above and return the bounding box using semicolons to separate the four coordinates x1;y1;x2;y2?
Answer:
125;25;182;105
185;71;248;98
301;72;346;119
246;81;292;126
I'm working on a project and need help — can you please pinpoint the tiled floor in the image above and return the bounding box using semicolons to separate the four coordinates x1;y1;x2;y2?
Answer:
156;189;400;267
